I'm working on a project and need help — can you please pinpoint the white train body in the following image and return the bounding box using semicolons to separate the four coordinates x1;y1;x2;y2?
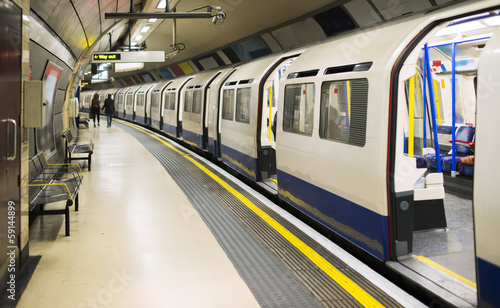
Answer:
161;76;192;138
134;84;155;124
150;80;172;130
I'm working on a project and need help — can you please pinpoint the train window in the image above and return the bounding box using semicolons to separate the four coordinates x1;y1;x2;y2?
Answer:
164;92;176;110
283;83;315;136
236;88;251;123
184;91;193;112
192;90;202;114
319;79;368;147
222;89;235;120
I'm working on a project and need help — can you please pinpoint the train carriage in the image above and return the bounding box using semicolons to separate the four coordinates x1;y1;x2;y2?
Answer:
80;91;95;113
150;80;172;130
124;85;142;121
219;52;301;182
206;67;235;158
134;83;156;125
180;68;233;150
161;76;192;138
116;87;131;119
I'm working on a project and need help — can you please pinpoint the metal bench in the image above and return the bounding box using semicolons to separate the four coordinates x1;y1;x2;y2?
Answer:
28;152;84;236
62;129;94;171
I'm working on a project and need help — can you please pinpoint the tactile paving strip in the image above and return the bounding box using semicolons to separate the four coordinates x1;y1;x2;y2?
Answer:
119;122;403;308
120;123;320;308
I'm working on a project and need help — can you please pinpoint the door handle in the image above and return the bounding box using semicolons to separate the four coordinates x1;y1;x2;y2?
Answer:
2;118;17;161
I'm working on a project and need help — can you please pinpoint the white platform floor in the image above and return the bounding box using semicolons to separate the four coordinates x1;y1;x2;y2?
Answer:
18;121;259;308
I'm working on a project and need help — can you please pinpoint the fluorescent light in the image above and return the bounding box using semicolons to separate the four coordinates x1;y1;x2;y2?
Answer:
436;21;487;37
135;35;143;41
130;42;137;46
148;18;158;23
157;0;166;9
141;26;151;33
115;63;144;73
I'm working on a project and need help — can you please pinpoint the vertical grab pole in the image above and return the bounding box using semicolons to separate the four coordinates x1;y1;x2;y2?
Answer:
451;42;457;177
422;60;427;149
424;43;442;173
343;81;350;132
409;76;415;158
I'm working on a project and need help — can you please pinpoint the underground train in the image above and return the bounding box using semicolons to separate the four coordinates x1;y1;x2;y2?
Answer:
81;1;500;306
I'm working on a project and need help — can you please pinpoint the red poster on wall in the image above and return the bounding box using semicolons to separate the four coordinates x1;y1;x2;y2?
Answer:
36;61;62;158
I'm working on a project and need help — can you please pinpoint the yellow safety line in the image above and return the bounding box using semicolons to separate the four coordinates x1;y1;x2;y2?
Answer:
268;86;273;141
433;80;442;125
27;183;74;204
415;256;477;289
408;76;415;158
118;120;384;307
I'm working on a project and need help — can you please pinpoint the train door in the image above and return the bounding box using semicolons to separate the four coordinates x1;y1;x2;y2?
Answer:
474;25;500;308
391;11;500;307
258;56;297;185
0;0;22;291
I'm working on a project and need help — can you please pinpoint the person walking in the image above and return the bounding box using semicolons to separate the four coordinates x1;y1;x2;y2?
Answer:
102;94;115;127
91;93;101;127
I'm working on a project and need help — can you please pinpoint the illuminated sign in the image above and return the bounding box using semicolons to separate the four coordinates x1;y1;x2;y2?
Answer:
93;53;121;61
91;51;165;63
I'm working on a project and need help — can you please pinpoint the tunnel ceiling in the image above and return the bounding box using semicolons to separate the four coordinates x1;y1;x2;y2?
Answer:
29;0;458;84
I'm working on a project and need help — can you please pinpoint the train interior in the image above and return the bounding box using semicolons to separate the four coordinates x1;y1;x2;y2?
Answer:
260;56;298;191
396;11;500;304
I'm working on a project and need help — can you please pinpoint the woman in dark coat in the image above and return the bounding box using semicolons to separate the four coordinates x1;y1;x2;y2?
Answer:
91;93;101;127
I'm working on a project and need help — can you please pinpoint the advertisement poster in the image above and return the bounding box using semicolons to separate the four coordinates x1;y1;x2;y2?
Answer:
37;61;62;158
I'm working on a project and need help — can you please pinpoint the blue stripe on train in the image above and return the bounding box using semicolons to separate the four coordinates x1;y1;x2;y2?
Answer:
477;257;500;307
208;137;217;157
162;122;178;137
125;112;134;121
182;129;203;148
221;145;258;181
135;115;146;124
277;170;390;260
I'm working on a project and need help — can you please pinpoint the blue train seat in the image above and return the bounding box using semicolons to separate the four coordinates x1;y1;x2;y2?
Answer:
425;125;475;172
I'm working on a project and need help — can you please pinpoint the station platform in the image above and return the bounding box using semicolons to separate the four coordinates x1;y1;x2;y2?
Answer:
18;118;425;308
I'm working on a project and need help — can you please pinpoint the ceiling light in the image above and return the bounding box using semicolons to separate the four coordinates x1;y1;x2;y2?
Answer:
157;0;166;9
148;18;158;23
141;26;151;33
135;35;143;41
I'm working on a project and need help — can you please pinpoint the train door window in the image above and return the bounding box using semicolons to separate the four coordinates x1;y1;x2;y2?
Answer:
168;93;176;110
222;89;235;120
283;83;315;136
319;79;368;147
184;91;193;112
236;88;251;123
152;94;159;110
192;90;202;114
164;92;175;110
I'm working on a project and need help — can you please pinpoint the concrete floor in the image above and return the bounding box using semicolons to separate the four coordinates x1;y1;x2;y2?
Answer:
18;121;259;308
